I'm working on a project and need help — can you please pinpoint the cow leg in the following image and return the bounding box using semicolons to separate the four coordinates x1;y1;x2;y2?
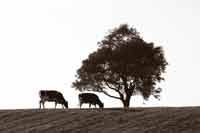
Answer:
40;100;45;109
55;102;57;109
42;102;45;109
89;104;91;108
80;103;82;109
39;100;42;109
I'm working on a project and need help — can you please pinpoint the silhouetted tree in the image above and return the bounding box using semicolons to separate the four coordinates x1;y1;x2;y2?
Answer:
72;24;168;108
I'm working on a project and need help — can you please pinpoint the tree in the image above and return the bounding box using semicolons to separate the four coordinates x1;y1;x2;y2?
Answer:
72;24;168;108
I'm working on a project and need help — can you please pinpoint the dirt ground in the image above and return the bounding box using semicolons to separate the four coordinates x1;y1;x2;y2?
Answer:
0;107;200;133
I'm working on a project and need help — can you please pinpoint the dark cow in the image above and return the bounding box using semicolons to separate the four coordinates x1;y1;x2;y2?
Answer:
39;90;68;109
79;93;104;108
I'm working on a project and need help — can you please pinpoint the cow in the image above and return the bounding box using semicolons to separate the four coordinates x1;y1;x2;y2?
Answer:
78;93;104;108
39;90;68;109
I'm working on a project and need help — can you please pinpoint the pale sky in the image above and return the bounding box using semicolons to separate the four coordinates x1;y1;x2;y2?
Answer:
0;0;200;109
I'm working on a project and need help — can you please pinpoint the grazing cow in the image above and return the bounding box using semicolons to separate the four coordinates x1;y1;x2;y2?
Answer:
39;90;68;109
79;93;104;108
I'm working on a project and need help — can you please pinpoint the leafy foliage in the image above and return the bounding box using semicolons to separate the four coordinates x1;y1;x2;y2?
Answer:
72;24;168;107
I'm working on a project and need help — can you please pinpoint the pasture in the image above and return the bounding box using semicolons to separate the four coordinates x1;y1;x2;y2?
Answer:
0;107;199;132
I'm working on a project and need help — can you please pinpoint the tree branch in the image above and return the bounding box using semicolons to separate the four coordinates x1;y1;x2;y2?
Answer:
103;78;125;100
104;79;118;91
101;90;121;100
96;88;121;100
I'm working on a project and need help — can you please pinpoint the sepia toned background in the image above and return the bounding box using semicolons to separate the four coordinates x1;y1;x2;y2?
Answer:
0;0;199;108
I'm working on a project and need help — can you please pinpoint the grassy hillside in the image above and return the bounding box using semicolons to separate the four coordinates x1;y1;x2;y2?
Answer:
0;107;200;133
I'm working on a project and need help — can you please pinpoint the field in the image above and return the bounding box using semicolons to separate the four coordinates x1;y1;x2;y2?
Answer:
0;107;200;133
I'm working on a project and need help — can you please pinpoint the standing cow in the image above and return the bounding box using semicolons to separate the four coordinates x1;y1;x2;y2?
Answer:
39;90;68;109
79;93;104;108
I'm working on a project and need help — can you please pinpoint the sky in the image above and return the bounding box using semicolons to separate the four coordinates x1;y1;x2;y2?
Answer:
0;0;200;109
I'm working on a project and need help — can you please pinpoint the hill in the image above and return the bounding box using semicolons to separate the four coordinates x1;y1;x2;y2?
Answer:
0;107;200;132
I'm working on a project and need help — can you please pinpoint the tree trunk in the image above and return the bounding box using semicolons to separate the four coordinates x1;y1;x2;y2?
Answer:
122;96;131;108
123;100;130;108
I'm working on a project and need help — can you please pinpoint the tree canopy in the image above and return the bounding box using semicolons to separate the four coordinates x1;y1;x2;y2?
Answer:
72;24;168;108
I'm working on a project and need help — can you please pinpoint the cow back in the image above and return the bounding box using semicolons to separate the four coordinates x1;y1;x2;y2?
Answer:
39;90;63;102
79;93;101;104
